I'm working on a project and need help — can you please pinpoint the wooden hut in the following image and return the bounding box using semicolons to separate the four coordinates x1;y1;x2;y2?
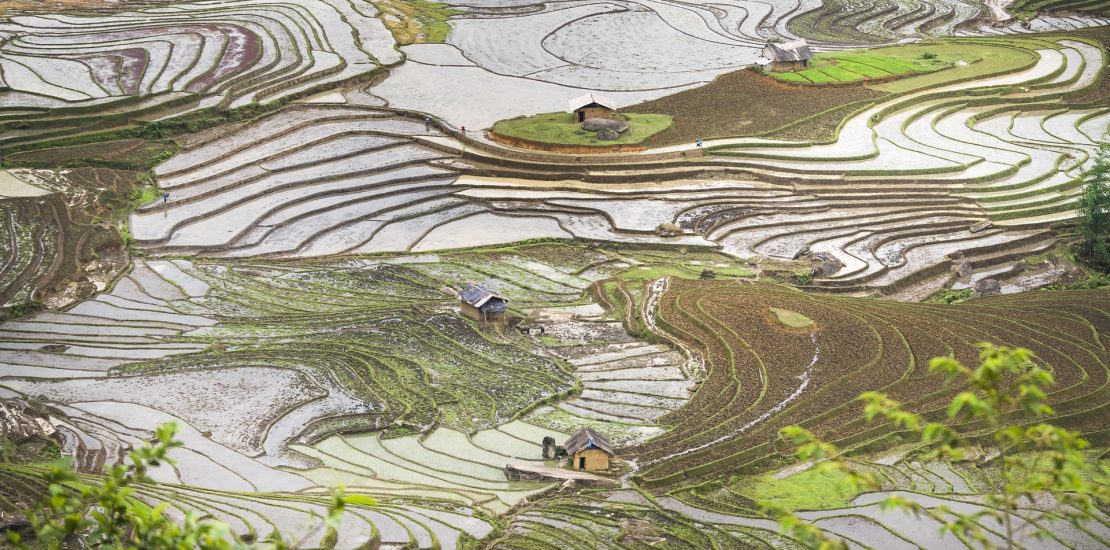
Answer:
757;39;812;72
564;427;613;472
459;284;508;323
568;93;617;122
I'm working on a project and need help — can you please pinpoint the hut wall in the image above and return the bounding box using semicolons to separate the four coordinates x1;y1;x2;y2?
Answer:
575;106;617;122
460;302;483;321
572;449;611;471
771;60;808;72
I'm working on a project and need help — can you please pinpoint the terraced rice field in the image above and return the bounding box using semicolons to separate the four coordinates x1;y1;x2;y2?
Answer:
791;0;1110;43
3;0;1110;546
502;453;1110;549
0;168;133;314
0;0;397;148
0;248;624;546
634;280;1110;486
133;35;1107;299
0;242;732;546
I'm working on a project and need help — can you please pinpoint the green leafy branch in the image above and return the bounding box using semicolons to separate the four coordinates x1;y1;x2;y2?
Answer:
772;343;1108;549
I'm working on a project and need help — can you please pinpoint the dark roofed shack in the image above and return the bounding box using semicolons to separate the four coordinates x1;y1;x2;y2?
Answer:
459;283;508;323
568;93;618;123
564;427;614;472
759;39;813;72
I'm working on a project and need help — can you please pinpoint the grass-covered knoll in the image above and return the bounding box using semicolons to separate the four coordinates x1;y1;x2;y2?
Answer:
634;281;1110;486
767;307;814;329
774;39;1042;92
870;40;1040;93
770;45;966;85
491;112;673;146
373;0;460;44
731;467;860;511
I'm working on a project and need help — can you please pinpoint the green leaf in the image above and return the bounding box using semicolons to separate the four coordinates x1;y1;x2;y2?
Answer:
947;392;980;418
343;494;377;506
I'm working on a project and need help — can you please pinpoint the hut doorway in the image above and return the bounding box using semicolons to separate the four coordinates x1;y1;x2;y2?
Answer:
578;456;587;469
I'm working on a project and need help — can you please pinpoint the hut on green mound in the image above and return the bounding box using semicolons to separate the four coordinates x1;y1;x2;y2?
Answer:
757;39;812;72
569;93;617;122
565;427;613;472
459;283;508;323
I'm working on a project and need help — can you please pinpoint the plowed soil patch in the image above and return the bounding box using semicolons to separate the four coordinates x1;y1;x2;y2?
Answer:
625;69;886;146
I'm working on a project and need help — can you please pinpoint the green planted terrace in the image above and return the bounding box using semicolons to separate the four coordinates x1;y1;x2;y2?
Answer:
770;45;964;85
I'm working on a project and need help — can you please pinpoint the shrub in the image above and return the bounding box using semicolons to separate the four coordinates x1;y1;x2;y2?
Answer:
1077;143;1110;271
12;423;358;549
934;288;973;304
774;344;1110;549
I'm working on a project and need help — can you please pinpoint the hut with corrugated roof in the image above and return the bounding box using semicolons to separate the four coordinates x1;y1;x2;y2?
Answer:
459;283;508;323
756;39;812;72
564;427;613;472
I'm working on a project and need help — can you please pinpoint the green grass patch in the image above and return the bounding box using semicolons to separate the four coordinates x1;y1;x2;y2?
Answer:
771;43;964;86
931;288;974;304
616;264;754;282
816;65;868;81
991;450;1110;488
768;307;814;329
371;0;460;45
732;467;861;511
854;55;920;73
537;335;560;346
797;70;838;84
772;72;811;84
835;60;890;78
491;112;672;146
872;41;1038;93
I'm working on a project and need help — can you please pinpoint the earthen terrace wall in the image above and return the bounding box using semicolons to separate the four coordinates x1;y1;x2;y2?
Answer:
487;131;648;154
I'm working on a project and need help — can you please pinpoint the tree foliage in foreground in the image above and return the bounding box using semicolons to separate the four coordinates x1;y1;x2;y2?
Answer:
1078;143;1110;271
11;423;364;549
774;343;1109;550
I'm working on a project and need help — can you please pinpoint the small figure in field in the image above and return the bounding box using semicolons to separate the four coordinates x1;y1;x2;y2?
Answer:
695;138;704;148
161;192;169;204
424;115;432;131
461;125;466;135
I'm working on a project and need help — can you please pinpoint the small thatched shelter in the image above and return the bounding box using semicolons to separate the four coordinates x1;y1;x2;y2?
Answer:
568;93;617;122
459;284;508;323
564;427;613;472
757;39;812;72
